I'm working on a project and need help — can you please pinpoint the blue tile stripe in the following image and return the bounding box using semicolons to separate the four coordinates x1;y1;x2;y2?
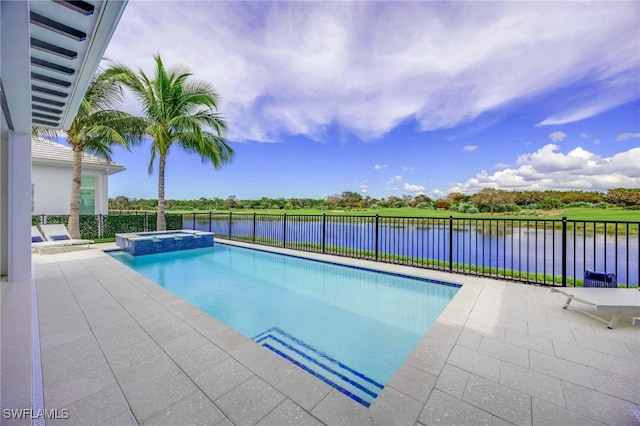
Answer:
263;343;372;408
258;334;380;399
254;327;384;390
253;327;385;407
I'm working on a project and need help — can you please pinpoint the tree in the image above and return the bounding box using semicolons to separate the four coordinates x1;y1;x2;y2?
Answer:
340;191;363;208
106;55;233;230
35;71;144;238
412;194;433;207
472;188;513;212
605;188;640;208
111;196;132;210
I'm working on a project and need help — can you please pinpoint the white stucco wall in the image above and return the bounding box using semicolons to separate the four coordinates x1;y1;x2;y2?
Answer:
32;163;111;215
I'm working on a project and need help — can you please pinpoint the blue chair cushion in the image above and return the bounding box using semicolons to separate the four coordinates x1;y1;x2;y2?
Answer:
32;236;44;243
51;235;70;241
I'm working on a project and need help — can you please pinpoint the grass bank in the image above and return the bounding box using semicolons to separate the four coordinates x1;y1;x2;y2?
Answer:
159;207;639;222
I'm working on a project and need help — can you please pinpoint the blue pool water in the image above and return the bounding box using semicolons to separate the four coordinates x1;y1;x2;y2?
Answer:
109;243;459;406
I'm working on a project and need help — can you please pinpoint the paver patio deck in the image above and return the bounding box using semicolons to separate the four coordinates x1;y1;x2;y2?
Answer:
14;240;640;425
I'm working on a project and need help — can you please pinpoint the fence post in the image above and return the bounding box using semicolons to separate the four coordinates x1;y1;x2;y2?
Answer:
562;216;567;287
253;213;257;243
209;211;212;232
98;214;103;238
449;216;454;272
375;215;379;261
144;212;148;232
192;212;196;230
283;214;287;248
322;214;326;253
41;214;46;225
228;212;232;238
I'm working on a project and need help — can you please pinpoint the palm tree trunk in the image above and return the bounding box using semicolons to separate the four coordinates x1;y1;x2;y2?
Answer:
157;155;166;231
68;145;83;239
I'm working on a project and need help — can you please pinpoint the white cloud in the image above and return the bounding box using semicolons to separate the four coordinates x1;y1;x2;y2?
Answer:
549;131;568;142
592;139;600;145
387;175;402;184
359;183;368;193
494;162;510;169
403;182;426;195
580;133;591;138
105;2;640;142
464;145;478;152
374;164;389;170
401;166;415;171
449;145;640;193
616;132;640;141
428;189;446;200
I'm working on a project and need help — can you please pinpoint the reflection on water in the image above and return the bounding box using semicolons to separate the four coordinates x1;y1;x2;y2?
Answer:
183;217;639;286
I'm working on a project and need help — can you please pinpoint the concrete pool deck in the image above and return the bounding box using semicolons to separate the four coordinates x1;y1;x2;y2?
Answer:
18;240;640;425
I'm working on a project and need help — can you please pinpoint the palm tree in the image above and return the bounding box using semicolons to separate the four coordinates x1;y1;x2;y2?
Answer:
104;55;234;231
34;71;145;239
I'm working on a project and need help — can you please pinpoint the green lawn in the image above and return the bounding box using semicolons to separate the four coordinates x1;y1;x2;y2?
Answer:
165;207;639;222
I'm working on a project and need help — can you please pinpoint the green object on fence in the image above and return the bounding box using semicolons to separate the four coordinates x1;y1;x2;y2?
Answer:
33;213;185;239
102;215;145;238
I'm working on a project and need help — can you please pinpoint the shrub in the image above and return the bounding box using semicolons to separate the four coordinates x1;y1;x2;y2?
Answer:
457;203;479;214
434;200;451;210
565;201;591;208
540;197;562;210
593;202;609;209
495;204;521;213
415;202;434;210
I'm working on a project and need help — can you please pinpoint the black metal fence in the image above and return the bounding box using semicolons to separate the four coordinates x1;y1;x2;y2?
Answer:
38;211;639;288
178;212;639;288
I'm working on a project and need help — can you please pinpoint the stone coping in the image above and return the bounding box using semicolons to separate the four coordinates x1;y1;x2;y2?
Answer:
28;240;640;425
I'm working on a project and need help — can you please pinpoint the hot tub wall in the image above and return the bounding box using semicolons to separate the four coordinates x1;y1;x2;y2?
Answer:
117;233;214;255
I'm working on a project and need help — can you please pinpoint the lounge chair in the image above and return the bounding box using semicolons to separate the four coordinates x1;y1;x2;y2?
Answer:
31;226;70;254
551;287;640;328
39;224;93;249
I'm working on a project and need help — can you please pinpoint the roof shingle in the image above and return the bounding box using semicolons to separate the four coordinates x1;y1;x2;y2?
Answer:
31;137;125;171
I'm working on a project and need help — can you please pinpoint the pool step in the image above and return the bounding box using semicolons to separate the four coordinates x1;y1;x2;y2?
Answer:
253;327;383;407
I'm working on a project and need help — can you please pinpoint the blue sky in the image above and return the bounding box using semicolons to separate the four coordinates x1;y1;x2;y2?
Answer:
100;1;640;200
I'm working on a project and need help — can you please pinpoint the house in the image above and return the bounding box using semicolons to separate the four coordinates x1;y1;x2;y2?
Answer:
1;0;126;280
32;137;125;215
0;0;126;416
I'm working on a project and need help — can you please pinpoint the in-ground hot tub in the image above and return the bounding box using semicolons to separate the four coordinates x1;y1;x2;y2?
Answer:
115;230;214;255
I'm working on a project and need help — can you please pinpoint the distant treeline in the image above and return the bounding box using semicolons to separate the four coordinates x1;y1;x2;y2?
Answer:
109;188;639;213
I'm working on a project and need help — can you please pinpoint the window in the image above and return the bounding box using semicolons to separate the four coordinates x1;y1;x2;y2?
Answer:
79;176;95;215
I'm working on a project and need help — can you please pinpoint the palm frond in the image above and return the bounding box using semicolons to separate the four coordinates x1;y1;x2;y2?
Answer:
32;126;60;140
176;131;234;168
106;54;234;191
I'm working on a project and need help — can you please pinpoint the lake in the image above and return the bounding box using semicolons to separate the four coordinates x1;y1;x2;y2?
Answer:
182;215;639;286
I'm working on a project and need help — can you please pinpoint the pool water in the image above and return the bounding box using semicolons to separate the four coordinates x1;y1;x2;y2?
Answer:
109;243;459;406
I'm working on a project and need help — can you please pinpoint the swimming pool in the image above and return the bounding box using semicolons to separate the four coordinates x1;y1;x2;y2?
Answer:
109;243;459;406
